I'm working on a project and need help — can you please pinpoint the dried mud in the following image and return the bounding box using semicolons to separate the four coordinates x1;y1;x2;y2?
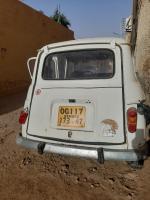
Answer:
0;92;150;200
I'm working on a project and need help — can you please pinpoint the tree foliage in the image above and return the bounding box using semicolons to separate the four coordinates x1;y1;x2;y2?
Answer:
51;7;71;29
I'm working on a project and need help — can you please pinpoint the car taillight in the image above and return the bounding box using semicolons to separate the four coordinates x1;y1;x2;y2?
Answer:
127;107;137;133
19;111;28;124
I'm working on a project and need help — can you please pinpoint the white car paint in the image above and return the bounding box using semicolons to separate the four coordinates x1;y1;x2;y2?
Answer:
18;37;148;163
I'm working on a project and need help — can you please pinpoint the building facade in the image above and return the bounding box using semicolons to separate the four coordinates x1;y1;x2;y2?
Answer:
131;0;150;100
0;0;74;96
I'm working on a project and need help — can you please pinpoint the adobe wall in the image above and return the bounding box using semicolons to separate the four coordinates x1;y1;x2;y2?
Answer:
0;0;74;96
133;0;150;100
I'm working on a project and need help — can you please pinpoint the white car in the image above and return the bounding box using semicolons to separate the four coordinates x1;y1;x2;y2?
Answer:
17;38;149;168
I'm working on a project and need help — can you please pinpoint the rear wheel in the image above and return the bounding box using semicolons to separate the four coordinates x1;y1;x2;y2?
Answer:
127;160;144;169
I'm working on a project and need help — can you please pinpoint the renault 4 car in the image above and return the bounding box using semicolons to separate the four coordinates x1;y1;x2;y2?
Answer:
17;38;149;168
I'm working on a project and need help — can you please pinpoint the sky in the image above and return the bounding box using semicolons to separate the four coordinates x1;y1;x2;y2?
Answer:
22;0;132;39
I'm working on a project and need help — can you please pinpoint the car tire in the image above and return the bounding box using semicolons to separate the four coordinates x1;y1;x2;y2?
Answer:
127;160;144;169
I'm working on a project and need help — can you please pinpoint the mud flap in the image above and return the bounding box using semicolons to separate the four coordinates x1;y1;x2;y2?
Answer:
37;142;45;154
97;148;104;164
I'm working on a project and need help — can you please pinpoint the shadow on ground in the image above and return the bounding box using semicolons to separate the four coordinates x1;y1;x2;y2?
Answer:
0;91;27;115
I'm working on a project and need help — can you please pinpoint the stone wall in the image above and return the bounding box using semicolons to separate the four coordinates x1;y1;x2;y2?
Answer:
131;0;150;100
0;0;74;96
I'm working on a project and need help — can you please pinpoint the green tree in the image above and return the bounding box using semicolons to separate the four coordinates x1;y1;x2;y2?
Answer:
50;7;71;29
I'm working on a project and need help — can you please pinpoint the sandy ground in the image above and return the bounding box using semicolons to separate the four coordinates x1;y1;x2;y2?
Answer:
0;92;150;200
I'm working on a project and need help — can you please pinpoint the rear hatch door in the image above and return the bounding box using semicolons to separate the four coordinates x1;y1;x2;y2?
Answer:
27;44;125;144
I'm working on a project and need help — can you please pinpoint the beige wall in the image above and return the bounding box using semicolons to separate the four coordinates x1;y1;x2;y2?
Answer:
132;0;150;99
0;0;74;96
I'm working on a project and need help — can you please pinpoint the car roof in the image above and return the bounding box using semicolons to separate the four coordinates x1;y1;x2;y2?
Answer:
41;37;127;51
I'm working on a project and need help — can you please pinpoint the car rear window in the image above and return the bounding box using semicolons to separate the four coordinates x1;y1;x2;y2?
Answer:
42;49;115;80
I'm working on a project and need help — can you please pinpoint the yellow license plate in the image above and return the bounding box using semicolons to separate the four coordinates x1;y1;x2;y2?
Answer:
57;106;86;128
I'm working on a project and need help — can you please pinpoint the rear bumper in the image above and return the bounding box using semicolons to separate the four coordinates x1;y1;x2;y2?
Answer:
16;135;147;162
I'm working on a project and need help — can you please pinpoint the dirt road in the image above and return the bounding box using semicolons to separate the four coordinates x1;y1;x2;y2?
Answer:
0;92;150;200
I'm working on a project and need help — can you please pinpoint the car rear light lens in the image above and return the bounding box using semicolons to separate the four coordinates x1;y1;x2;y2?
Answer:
127;107;137;133
19;111;28;124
